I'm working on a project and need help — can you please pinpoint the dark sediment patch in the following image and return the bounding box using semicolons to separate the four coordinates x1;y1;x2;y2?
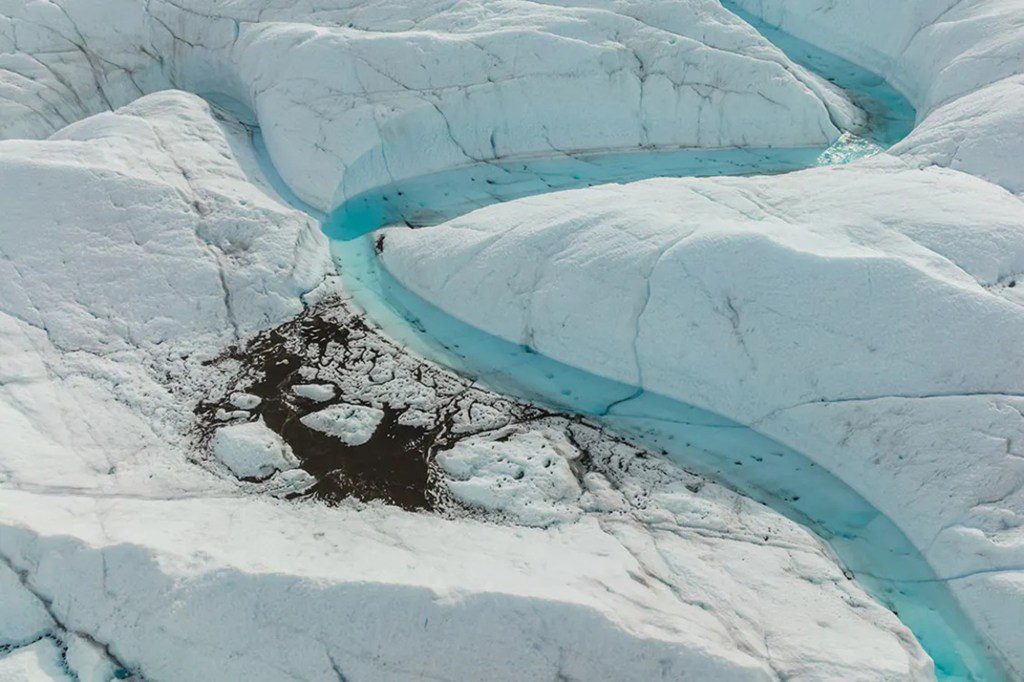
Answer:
195;302;556;511
197;311;439;510
193;298;716;521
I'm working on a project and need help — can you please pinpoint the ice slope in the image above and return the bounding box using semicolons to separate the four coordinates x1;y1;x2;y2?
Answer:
0;489;930;681
0;90;931;679
379;2;1024;674
0;0;858;208
730;0;1024;195
0;90;328;496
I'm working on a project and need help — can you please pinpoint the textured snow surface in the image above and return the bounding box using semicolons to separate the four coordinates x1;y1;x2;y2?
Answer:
0;489;931;681
437;429;585;527
0;0;1018;678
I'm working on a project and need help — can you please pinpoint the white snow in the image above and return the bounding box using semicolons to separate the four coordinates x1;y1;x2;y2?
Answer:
299;404;385;446
211;419;297;480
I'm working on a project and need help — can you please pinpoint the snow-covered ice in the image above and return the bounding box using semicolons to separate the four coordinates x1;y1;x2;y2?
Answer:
437;428;584;527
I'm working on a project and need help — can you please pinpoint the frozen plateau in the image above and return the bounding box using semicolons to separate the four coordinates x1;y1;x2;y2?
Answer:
0;0;1022;680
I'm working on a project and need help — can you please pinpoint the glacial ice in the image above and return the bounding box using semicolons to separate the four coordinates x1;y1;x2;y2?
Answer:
376;2;1024;677
0;0;1019;680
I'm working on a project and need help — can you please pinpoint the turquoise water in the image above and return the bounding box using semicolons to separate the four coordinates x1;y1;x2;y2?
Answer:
315;7;1005;682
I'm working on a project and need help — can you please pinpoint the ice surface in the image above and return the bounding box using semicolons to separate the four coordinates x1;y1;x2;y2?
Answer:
379;160;1024;678
0;87;931;679
0;562;52;647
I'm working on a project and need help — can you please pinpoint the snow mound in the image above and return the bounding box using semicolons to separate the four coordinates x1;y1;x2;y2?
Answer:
299;404;385;446
0;90;329;355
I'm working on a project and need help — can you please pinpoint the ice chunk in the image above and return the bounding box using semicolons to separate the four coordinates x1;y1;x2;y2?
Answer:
0;640;74;681
299;404;384;446
229;393;261;410
211;419;296;480
292;383;336;402
437;429;582;527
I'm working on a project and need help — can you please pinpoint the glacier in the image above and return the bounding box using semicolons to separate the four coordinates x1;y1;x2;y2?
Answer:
0;0;1020;680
